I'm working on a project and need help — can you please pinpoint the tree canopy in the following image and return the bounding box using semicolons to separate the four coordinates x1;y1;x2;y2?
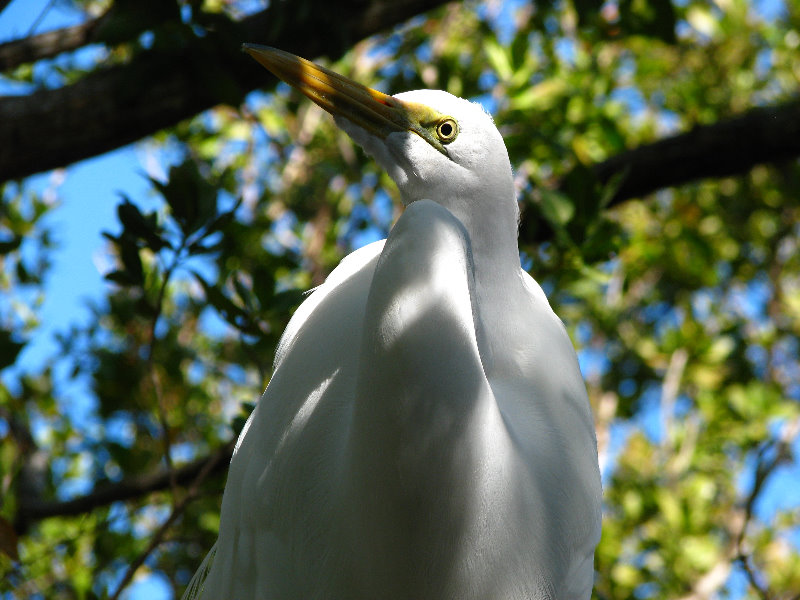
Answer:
1;0;799;598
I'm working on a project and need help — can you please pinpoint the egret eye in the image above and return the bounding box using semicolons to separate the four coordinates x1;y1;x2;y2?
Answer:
436;118;458;143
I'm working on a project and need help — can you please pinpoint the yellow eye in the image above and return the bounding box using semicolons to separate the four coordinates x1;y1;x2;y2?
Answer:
435;118;458;143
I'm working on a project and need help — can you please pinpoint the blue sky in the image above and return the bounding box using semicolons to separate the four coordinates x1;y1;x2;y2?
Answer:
2;0;798;598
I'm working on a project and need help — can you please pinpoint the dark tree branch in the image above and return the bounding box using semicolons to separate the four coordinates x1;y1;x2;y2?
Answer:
0;16;104;71
13;440;235;534
596;100;800;207
520;99;800;243
0;0;450;183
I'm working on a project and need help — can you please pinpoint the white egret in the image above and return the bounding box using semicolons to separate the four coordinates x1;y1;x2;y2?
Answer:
183;45;601;600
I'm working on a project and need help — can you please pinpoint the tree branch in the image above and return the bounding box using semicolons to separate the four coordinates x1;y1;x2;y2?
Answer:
13;440;235;534
0;16;104;72
0;0;450;183
520;99;800;243
597;100;800;207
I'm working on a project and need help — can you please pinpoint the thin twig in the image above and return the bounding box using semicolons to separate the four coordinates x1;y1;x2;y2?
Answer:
679;418;800;600
108;443;231;600
146;256;182;502
734;418;800;600
26;0;57;37
660;347;688;450
677;559;734;600
736;552;771;600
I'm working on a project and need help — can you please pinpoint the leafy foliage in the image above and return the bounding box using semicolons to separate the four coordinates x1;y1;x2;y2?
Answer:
1;0;799;598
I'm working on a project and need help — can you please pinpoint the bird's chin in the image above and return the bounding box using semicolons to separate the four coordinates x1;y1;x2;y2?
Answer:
334;115;418;203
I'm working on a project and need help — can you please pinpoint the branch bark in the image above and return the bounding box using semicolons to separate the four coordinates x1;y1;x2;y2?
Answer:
13;440;235;534
596;100;800;207
0;16;104;71
520;99;800;242
0;0;450;183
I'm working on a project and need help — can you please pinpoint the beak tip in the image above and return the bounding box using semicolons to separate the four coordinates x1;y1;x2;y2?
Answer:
242;43;272;58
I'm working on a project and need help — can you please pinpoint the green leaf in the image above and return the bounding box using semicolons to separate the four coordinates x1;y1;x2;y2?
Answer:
232;273;252;309
0;514;20;562
509;79;568;111
104;269;137;286
539;189;575;227
619;0;677;43
192;271;249;329
156;160;218;236
116;196;170;251
0;236;21;255
231;415;249;437
204;208;237;234
118;237;144;286
251;266;276;308
573;0;604;28
232;401;258;436
0;329;25;371
484;39;513;81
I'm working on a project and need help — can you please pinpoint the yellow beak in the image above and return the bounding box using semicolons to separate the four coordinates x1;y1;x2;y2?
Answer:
243;44;449;154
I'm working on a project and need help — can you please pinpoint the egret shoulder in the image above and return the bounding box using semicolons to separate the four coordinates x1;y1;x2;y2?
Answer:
273;239;385;370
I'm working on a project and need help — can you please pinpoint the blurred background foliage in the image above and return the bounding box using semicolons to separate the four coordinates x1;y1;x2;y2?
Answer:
1;0;799;598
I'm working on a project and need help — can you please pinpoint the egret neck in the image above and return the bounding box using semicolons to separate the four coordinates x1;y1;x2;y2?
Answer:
419;177;523;381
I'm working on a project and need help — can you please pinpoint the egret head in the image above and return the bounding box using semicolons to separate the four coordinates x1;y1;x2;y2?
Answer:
244;45;518;233
338;89;513;211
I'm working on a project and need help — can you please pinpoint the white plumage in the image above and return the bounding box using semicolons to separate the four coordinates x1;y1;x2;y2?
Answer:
184;47;601;600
